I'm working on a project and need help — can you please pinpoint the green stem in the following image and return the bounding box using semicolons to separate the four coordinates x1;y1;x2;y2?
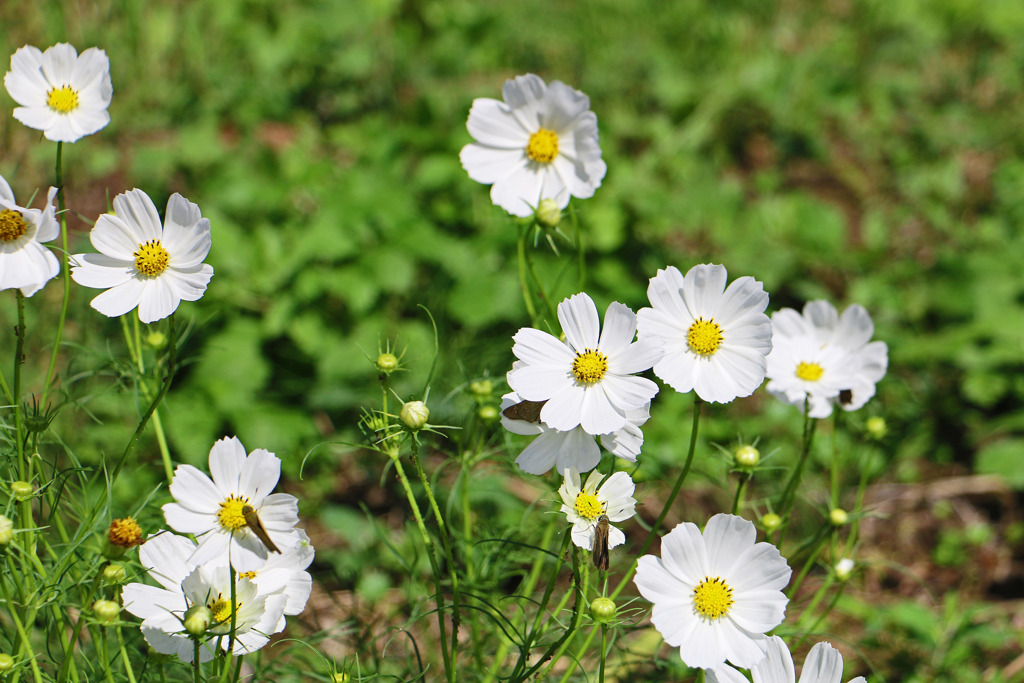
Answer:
598;624;607;683
408;438;460;677
731;474;750;515
516;223;540;326
193;639;202;683
390;451;453;681
112;314;177;483
524;243;558;323
572;209;585;292
778;403;818;519
0;574;43;683
42;140;71;405
99;628;116;683
521;545;584;682
222;566;238;682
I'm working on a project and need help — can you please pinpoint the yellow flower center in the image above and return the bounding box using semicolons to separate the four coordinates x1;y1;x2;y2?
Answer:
107;517;144;547
572;349;608;384
796;361;824;382
217;495;251;531
47;85;80;114
574;491;604;521
526;128;559;163
687;317;723;356
238;570;258;580
0;209;29;242
692;576;734;620
134;240;170;277
207;593;243;632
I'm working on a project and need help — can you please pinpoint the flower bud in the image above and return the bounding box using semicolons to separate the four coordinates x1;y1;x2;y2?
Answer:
93;599;120;625
400;401;429;431
761;513;782;532
535;198;562;228
103;563;127;584
9;481;33;501
0;515;13;545
146;331;168;349
184;605;213;636
331;674;349;683
589;596;616;623
734;444;760;468
468;379;494;399
0;654;13;673
477;405;499;421
865;416;887;439
376;352;399;375
829;508;849;527
834;557;855;581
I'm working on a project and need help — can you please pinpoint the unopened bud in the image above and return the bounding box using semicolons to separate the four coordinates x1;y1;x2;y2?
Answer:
331;674;349;683
0;654;13;672
376;353;399;375
761;513;782;532
734;445;760;468
469;379;494;399
93;599;120;625
535;198;562;228
0;515;13;545
400;401;429;431
865;416;887;439
589;596;616;623
834;558;855;581
146;331;167;349
9;481;33;501
829;508;849;526
103;563;127;584
477;405;499;421
184;605;213;636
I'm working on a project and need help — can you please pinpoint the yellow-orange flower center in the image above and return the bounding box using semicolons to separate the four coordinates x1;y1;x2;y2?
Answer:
526;128;559;163
217;495;251;531
134;240;170;277
108;517;144;547
207;593;243;633
574;491;604;521
572;349;608;384
796;361;824;382
0;209;29;242
687;317;723;356
47;85;80;114
693;576;734;620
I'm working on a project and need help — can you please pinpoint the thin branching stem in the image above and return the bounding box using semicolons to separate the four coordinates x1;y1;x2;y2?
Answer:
42;140;72;405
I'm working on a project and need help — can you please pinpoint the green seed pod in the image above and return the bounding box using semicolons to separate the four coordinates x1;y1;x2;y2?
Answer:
589;596;616;623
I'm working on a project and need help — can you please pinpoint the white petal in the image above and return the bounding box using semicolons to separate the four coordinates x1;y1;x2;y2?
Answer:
557;293;600;351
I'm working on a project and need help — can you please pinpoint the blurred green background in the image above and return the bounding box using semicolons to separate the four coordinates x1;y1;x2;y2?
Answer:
2;0;1023;680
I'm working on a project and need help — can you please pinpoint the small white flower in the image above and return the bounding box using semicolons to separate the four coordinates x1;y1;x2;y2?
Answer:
4;43;112;143
765;301;887;418
707;636;866;683
557;467;636;551
71;188;213;323
637;264;772;404
460;73;607;217
162;436;301;572
121;532;288;663
634;513;792;670
0;175;59;296
506;292;662;435
247;529;315;616
501;391;650;475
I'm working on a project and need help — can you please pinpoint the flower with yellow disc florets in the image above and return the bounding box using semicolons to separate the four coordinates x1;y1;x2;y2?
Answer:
634;513;792;670
557;467;636;553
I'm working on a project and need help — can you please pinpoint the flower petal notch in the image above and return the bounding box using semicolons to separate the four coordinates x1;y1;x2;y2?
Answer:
4;43;113;143
71;188;214;323
460;73;607;217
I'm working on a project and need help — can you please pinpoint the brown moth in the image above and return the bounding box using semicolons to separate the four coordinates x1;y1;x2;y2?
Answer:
592;515;610;572
501;399;547;423
241;504;281;554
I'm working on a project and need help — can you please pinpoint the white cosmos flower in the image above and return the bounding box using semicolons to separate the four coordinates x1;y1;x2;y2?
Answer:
4;43;112;143
707;636;866;683
637;264;772;404
246;529;315;616
460;73;607;217
501;391;650;475
506;292;662;435
71;188;213;323
121;532;288;663
0;175;59;296
634;513;792;670
558;467;636;551
162;436;301;572
765;301;887;418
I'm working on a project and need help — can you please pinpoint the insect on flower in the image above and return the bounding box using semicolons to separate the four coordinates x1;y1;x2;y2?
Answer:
242;505;281;554
501;399;547;423
592;515;610;571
